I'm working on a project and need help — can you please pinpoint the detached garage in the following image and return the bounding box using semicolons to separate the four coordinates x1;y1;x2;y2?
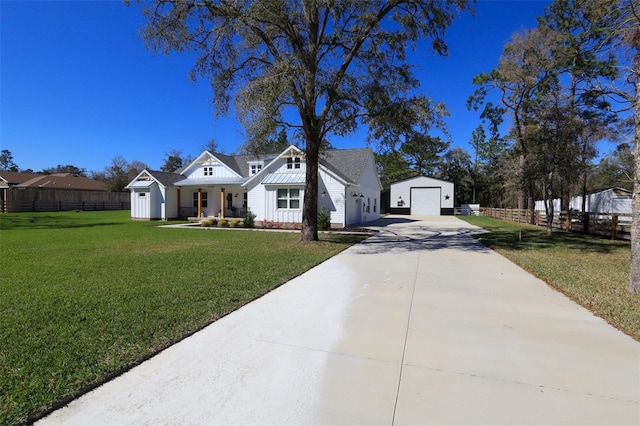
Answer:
388;176;454;216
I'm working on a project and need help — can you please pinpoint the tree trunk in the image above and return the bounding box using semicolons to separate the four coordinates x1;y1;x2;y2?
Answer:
629;75;640;292
301;139;320;241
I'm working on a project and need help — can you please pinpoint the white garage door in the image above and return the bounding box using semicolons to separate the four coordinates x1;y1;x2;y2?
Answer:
411;187;441;215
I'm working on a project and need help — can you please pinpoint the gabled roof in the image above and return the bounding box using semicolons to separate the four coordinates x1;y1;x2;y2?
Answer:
15;173;108;191
126;169;184;189
390;174;453;186
243;145;304;187
0;171;44;186
147;170;185;187
180;151;244;179
320;148;373;185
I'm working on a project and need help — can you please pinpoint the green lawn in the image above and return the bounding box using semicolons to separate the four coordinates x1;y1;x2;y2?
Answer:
459;216;640;342
0;211;367;425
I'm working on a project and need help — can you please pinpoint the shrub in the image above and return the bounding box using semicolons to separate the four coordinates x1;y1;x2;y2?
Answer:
218;219;229;227
230;219;241;228
210;218;218;226
200;221;208;227
243;209;256;228
318;206;331;231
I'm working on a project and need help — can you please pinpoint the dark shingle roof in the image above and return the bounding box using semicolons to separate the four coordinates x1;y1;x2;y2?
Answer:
15;173;108;191
147;170;185;187
320;148;372;184
0;171;45;185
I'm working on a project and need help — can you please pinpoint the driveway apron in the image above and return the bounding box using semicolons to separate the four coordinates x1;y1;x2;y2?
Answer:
38;216;640;425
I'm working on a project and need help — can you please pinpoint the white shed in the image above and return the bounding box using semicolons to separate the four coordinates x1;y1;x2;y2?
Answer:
389;176;455;216
535;187;632;215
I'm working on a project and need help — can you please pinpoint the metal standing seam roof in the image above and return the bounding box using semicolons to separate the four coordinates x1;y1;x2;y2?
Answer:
128;180;154;188
261;173;306;185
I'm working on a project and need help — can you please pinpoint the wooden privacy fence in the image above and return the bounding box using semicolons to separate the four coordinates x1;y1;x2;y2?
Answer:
481;207;632;241
1;187;130;213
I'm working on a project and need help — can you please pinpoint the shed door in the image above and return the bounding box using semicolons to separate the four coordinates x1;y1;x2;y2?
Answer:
411;187;440;215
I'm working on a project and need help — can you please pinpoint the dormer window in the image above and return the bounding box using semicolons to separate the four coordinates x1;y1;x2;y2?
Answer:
250;163;263;175
248;160;264;175
287;157;302;170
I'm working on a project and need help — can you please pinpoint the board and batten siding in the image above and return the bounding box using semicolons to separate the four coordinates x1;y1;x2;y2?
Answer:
130;188;151;219
358;155;382;223
319;168;346;227
188;162;238;179
263;186;304;223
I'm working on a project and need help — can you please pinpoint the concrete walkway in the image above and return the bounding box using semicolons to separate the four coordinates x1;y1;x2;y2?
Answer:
38;216;639;425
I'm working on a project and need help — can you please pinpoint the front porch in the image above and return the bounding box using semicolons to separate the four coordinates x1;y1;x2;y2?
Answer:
177;185;247;221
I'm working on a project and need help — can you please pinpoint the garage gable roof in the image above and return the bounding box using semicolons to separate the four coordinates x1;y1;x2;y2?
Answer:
391;175;453;186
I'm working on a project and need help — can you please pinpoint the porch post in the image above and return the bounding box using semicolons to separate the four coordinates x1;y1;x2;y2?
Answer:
177;188;181;217
197;189;202;218
220;187;225;219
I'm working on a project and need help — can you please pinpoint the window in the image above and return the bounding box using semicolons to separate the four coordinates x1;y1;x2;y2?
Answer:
139;192;146;197
250;163;262;175
366;197;370;213
277;188;300;209
193;192;208;208
203;167;214;176
374;198;377;213
286;157;301;169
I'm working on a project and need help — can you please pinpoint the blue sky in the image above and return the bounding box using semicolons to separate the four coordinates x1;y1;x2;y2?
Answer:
2;0;554;173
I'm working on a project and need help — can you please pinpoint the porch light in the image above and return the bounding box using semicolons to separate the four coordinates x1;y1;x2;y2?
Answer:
322;191;326;198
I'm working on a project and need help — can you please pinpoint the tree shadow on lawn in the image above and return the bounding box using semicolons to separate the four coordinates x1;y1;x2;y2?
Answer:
475;228;627;254
0;214;124;230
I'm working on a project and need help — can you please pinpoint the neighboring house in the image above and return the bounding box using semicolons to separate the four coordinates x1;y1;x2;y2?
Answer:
387;175;455;216
1;171;125;213
15;173;108;191
126;145;382;227
535;187;632;215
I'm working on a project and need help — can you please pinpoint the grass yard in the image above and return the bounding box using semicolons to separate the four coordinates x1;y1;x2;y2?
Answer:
0;211;367;425
458;216;640;342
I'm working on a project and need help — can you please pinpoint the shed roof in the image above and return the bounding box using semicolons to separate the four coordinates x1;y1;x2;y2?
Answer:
261;173;305;185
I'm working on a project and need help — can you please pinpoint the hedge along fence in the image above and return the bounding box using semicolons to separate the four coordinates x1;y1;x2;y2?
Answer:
481;207;632;241
1;187;131;213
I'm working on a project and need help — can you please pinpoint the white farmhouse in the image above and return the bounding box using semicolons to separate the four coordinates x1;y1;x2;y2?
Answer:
126;145;382;228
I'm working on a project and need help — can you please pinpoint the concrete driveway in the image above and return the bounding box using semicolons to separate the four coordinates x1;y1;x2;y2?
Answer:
38;216;639;425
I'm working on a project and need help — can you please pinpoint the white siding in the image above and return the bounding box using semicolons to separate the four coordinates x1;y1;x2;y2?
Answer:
187;164;238;179
263;186;303;223
130;188;151;219
357;155;382;224
149;183;163;219
390;176;453;215
319;169;346;227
